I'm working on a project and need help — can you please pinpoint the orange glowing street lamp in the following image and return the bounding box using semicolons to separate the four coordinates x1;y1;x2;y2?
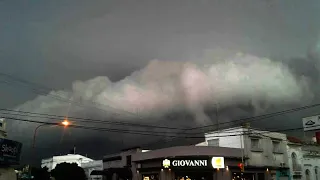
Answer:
32;120;70;149
61;120;70;126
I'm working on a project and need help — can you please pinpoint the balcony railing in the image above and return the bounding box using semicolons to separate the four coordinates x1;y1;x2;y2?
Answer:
292;164;302;172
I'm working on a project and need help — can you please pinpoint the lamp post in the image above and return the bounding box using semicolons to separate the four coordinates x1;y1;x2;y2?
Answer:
29;120;69;178
32;120;70;149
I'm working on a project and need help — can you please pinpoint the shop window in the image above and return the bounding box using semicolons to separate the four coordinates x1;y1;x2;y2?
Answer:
272;141;281;153
207;139;219;146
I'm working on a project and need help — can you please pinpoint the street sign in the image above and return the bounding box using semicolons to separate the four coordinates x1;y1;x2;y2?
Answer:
302;115;320;131
0;138;22;165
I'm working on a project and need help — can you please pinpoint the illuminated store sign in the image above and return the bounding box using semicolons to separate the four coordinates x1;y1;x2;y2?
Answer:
211;157;225;168
162;157;225;169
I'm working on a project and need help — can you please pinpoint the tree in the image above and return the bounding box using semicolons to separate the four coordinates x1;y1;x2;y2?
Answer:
51;162;86;180
31;166;51;180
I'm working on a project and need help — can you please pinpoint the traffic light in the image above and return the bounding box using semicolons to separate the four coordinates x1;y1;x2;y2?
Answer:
238;163;244;172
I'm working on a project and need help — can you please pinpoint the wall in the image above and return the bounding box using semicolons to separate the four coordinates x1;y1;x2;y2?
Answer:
41;154;93;171
302;145;320;180
0;118;7;138
205;127;245;149
103;148;142;180
82;160;103;180
287;144;303;179
204;127;289;168
246;131;288;167
287;143;320;180
132;146;242;162
0;168;16;180
41;158;54;170
303;158;320;180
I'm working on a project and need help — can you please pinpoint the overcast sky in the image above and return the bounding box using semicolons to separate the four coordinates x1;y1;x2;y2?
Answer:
1;0;320;108
1;0;320;164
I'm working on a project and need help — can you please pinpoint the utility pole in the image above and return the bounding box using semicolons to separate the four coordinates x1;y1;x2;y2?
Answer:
216;103;219;132
240;122;250;173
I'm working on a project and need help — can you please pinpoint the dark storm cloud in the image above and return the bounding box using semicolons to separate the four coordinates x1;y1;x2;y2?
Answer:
1;0;320;164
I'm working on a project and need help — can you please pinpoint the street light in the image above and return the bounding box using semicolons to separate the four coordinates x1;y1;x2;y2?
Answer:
32;120;70;149
29;120;69;177
61;120;70;126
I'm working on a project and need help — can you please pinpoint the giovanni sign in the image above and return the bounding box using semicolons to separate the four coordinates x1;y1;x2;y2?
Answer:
162;157;224;169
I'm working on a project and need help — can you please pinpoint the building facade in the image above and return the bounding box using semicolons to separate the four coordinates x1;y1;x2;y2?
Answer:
93;126;296;180
41;154;93;171
132;146;265;180
97;145;281;180
82;160;103;180
287;137;320;180
198;127;290;180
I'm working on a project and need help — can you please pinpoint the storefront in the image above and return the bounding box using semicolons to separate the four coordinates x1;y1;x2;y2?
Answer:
132;146;246;180
101;145;278;180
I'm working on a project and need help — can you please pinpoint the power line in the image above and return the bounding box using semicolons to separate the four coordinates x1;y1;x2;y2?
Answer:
3;72;319;133
189;103;320;130
139;103;320;147
4;116;309;140
0;73;150;120
4;101;319;149
3;116;203;137
0;109;189;130
137;125;313;149
3;116;198;136
2;101;320;133
2;73;320;144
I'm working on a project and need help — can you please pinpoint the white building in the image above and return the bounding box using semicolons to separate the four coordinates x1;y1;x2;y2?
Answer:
41;154;93;171
82;160;103;180
287;136;320;180
196;126;290;179
198;127;289;168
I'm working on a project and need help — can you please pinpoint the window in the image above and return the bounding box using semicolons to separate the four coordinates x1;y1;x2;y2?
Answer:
272;141;281;153
251;138;261;150
291;152;299;171
305;169;311;180
126;155;131;166
208;139;219;146
315;167;319;180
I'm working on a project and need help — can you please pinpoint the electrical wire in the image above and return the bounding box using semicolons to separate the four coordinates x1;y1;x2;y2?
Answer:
137;103;320;148
189;103;320;130
2;72;320;147
3;116;310;140
2;101;320;133
2;72;320;134
2;116;197;136
3;101;319;150
0;109;189;130
0;73;161;122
